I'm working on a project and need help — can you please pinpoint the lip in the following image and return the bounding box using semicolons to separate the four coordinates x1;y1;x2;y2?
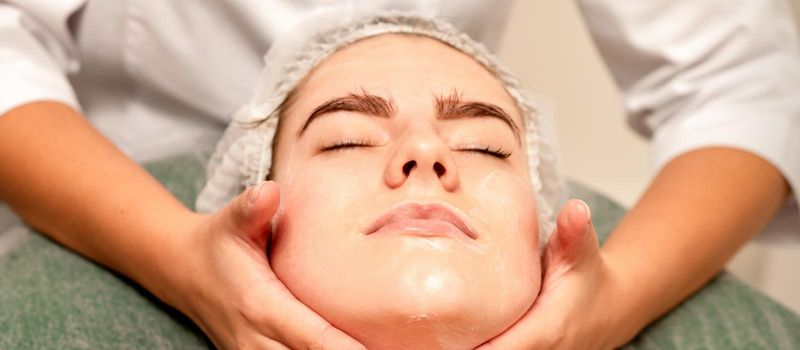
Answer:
366;202;478;240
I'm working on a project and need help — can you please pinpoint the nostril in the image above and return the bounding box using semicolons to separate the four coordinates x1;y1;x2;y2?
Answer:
402;160;417;176
433;162;446;177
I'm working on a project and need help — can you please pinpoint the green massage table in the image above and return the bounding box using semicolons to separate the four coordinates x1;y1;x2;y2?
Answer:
1;154;798;349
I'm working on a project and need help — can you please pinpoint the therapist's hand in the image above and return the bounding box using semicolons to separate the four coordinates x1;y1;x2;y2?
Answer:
477;199;631;350
181;181;365;350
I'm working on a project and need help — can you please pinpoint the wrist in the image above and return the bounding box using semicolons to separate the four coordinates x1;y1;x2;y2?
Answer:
131;207;209;317
598;251;651;348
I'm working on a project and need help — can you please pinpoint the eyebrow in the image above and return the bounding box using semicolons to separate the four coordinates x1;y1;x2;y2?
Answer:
297;90;522;143
297;91;396;135
435;91;521;143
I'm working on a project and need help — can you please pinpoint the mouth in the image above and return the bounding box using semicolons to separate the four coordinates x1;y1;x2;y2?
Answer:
365;202;478;240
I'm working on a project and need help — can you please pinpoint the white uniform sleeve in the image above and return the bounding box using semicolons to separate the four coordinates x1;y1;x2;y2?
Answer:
0;0;86;116
577;0;800;238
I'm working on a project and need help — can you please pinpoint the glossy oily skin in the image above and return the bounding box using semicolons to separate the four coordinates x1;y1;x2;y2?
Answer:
269;34;541;349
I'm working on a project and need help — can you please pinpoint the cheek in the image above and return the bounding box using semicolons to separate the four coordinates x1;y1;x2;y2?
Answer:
468;170;539;246
269;159;379;282
276;155;378;221
466;169;541;299
272;161;371;248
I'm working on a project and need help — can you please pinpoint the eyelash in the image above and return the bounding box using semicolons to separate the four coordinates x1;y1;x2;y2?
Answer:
319;139;511;159
459;145;512;159
320;138;373;152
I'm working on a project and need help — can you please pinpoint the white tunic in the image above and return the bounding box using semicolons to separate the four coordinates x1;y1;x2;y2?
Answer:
1;0;798;238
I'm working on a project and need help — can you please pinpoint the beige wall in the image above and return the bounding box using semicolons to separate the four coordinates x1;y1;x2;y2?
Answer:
497;1;800;313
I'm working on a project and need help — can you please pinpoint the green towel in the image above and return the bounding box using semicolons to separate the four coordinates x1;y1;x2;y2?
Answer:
0;154;797;349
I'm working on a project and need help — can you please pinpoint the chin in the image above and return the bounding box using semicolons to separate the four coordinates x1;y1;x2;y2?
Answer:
270;219;540;349
323;260;536;350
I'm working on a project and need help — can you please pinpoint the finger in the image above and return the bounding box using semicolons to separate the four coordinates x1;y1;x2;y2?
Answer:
478;201;603;350
223;181;280;243
241;263;364;350
255;336;292;350
258;291;366;350
476;316;558;350
546;199;600;268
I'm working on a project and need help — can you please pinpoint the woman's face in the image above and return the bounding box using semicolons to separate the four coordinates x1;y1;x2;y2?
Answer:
269;34;540;349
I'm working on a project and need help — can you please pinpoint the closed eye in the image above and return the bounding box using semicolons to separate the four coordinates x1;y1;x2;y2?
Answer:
457;145;511;159
319;138;374;152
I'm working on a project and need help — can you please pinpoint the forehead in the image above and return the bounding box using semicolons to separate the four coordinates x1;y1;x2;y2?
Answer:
285;34;522;124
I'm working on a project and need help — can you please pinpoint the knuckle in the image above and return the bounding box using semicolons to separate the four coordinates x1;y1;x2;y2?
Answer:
291;323;337;350
306;324;335;350
305;342;326;350
543;323;568;348
288;328;327;350
236;291;275;333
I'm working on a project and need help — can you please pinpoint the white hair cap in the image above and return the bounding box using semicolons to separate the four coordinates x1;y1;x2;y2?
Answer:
196;11;565;243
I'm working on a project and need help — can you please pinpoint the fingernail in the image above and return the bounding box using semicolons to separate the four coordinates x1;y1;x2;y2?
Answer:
573;199;591;221
248;182;265;204
579;199;591;221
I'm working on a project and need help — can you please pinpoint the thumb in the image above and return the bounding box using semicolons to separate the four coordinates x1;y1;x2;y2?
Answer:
544;199;600;271
221;181;280;246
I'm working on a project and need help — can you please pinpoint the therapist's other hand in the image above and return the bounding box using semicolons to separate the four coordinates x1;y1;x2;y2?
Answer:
477;199;629;350
182;181;365;350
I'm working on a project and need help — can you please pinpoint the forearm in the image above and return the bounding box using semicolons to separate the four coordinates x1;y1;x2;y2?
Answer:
0;101;202;311
603;147;790;345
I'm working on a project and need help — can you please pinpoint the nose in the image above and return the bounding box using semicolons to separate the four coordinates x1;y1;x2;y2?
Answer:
384;133;460;191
